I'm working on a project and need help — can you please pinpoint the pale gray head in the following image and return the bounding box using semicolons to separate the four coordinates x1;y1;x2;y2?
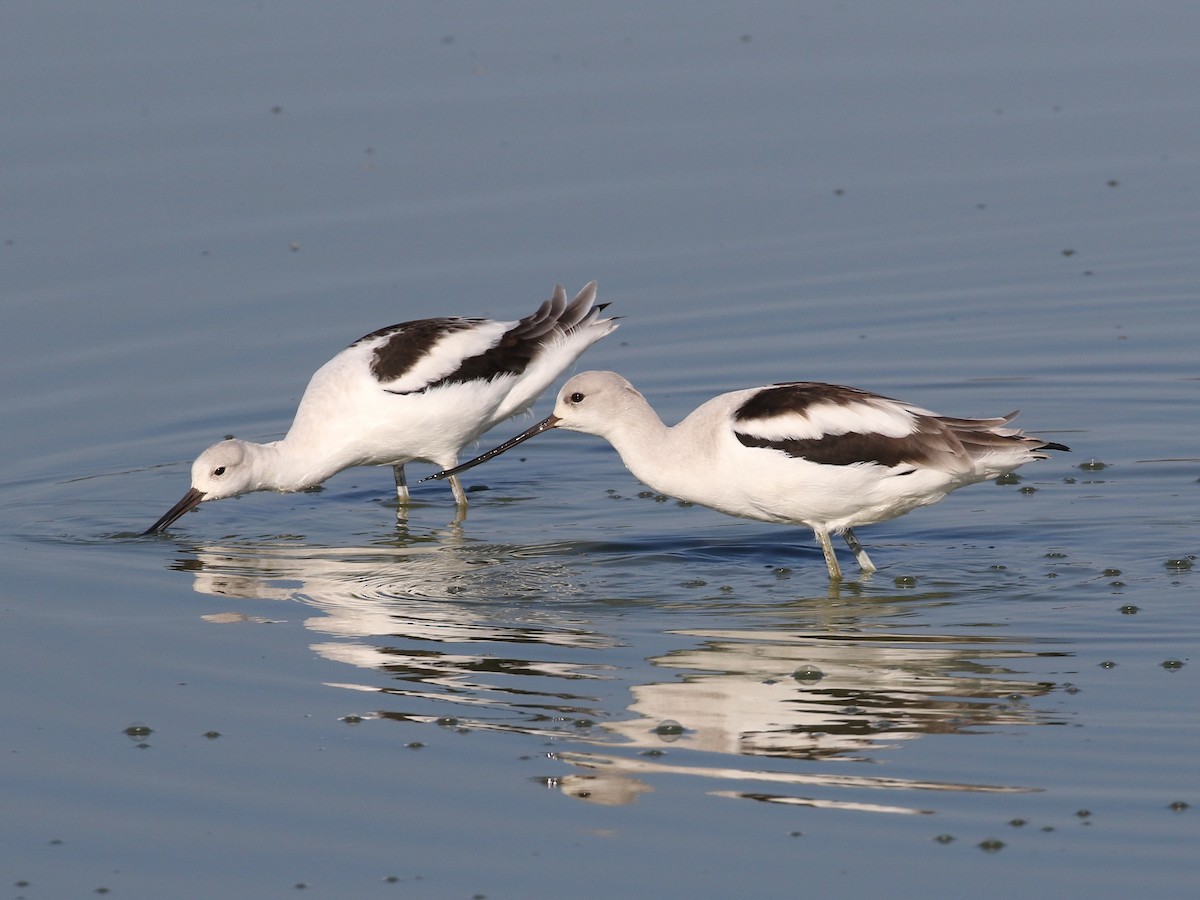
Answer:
188;438;260;500
144;438;259;534
549;370;644;437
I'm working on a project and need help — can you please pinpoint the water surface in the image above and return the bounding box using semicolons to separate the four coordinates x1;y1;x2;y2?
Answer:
3;2;1198;897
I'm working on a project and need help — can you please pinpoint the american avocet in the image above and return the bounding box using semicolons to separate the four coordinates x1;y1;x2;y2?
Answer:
144;283;616;534
423;370;1069;579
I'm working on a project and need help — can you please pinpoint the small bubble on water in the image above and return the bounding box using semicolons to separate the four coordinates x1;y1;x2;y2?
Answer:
653;720;685;741
1079;459;1107;471
894;575;917;587
934;834;955;844
792;665;824;685
1165;558;1193;570
1099;660;1117;669
1118;604;1139;615
978;839;1005;853
1161;659;1185;671
1168;801;1189;813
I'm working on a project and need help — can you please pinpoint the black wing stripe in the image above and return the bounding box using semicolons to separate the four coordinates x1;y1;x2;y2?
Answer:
362;318;479;384
733;382;889;422
378;283;602;395
735;430;942;467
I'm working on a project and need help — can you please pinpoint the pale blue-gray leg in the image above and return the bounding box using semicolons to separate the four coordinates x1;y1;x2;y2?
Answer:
393;464;410;504
448;474;468;510
843;528;876;574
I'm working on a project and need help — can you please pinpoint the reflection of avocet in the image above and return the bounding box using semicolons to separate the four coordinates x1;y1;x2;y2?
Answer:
184;539;618;722
179;542;1061;809
547;749;1035;813
605;627;1055;760
184;540;607;646
546;628;1056;808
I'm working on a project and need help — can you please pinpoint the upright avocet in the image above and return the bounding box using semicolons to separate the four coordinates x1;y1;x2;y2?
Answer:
145;283;616;534
424;371;1068;579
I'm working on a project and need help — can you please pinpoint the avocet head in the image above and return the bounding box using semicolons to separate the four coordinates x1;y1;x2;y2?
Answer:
144;438;259;534
550;371;643;436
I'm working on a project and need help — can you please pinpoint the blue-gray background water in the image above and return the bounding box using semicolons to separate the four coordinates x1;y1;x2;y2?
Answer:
3;2;1197;897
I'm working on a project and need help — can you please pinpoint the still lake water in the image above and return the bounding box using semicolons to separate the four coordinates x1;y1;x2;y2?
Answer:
3;2;1198;897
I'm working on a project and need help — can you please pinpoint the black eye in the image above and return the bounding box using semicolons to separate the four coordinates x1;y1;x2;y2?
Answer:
213;466;226;477
569;392;585;404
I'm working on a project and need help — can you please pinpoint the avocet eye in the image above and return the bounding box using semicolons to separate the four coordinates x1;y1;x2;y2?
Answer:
213;466;226;477
569;392;585;404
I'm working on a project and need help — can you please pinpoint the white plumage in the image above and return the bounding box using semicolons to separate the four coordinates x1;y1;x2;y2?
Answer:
145;282;615;534
425;371;1069;579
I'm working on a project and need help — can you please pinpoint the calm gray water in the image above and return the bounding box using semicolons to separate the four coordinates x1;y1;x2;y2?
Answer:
4;2;1198;897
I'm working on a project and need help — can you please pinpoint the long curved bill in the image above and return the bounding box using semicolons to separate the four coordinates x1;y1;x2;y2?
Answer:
144;487;206;535
422;414;561;483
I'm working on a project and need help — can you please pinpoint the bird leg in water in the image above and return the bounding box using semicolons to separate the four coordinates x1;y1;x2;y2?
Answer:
393;464;410;505
814;529;843;580
843;528;877;574
447;474;468;509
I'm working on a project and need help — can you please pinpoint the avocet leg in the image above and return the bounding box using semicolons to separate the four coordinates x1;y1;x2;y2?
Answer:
843;528;877;574
814;528;843;580
447;473;468;511
393;464;410;504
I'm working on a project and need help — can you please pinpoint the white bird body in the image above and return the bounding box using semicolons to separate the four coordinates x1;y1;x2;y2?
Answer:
146;282;615;533
425;371;1068;579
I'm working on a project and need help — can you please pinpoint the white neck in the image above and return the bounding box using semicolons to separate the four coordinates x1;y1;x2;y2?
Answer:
586;397;686;498
248;437;346;492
